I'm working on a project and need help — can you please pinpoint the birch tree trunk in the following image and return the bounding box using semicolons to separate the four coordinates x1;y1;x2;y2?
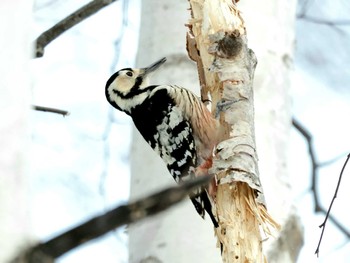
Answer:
187;1;280;262
129;0;303;262
238;1;304;261
0;1;32;262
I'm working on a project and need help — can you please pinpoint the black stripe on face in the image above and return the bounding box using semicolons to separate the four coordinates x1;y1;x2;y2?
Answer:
117;75;146;99
133;76;143;90
111;85;157;100
105;68;134;108
105;71;120;105
105;71;120;91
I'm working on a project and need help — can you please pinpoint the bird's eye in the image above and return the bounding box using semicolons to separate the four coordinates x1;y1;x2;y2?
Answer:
126;71;133;77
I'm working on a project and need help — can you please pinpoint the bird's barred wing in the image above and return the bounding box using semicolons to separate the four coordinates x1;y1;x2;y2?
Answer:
166;85;220;161
130;85;219;227
130;87;198;182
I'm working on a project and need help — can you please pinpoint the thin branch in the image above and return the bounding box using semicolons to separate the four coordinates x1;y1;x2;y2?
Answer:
297;0;314;18
12;176;212;262
319;152;349;168
315;154;350;256
292;118;319;208
35;0;117;58
32;105;69;116
292;118;350;255
297;14;350;27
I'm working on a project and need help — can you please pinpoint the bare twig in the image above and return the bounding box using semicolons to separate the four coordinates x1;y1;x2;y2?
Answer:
12;176;212;262
319;152;349;167
292;118;350;255
292;118;319;208
297;14;350;27
315;154;350;256
297;0;314;18
32;105;69;116
35;0;117;58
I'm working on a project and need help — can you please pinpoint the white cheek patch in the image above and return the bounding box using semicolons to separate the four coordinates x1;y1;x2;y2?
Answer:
114;77;134;93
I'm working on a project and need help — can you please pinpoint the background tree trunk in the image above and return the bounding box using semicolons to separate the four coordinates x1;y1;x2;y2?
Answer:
0;1;33;262
128;0;221;262
129;0;303;262
239;1;304;262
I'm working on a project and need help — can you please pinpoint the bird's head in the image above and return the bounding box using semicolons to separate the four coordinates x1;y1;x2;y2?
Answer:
105;57;166;112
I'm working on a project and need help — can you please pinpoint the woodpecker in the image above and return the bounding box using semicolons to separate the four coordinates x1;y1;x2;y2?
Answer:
105;57;219;227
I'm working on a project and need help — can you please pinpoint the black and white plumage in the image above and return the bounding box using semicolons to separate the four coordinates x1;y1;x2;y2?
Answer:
105;57;219;227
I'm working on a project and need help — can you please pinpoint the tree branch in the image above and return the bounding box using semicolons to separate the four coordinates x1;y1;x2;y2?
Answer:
297;0;313;18
292;118;350;255
35;0;117;58
11;176;212;262
32;105;69;116
315;154;350;256
297;14;350;27
291;118;319;208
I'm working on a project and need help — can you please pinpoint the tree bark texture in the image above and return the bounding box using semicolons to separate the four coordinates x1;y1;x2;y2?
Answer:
187;1;279;262
130;0;303;262
236;1;304;262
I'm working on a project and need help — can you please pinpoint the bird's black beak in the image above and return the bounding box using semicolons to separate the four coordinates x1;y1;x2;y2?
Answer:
143;57;167;76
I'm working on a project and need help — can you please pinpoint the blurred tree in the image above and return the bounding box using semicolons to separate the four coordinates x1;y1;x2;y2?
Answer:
129;0;221;262
0;0;33;262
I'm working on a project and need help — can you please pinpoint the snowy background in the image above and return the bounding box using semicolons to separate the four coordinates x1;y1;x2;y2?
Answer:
30;0;350;262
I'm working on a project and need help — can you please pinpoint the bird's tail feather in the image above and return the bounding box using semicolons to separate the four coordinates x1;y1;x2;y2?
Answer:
190;188;218;227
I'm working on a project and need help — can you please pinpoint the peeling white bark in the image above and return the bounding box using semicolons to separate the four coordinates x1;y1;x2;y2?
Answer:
187;1;280;262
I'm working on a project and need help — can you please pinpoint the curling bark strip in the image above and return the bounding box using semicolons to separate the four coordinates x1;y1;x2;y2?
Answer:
186;1;279;262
